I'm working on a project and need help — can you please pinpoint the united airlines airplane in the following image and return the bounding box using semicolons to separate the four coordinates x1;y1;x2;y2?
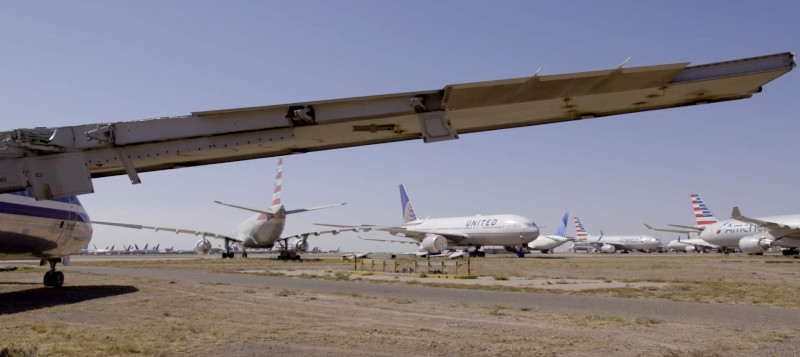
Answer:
318;184;540;257
0;189;92;287
574;217;659;253
527;212;571;253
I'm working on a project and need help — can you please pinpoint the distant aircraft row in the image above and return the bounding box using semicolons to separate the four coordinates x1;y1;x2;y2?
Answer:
646;194;800;255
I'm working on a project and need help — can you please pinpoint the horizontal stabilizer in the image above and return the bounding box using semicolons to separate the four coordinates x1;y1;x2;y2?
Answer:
213;201;273;215
286;203;347;215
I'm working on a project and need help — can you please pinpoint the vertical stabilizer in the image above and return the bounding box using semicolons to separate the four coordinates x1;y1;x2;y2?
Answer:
555;212;569;237
574;217;589;240
691;194;718;226
272;158;283;206
399;184;418;223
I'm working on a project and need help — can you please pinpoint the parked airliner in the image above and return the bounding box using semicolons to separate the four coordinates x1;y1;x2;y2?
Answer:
527;212;570;253
95;158;352;259
318;184;540;257
574;217;659;253
647;194;800;255
0;189;92;287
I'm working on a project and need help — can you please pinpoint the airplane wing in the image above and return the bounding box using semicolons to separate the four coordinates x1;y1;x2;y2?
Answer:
369;227;468;244
92;220;241;242
318;222;468;245
731;207;799;230
280;226;361;241
314;223;377;231
357;235;419;245
2;53;794;200
644;223;698;234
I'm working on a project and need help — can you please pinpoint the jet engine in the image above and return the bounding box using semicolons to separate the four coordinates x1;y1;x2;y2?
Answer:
420;235;448;253
195;239;212;255
295;240;309;253
600;244;616;253
684;246;696;253
739;233;774;254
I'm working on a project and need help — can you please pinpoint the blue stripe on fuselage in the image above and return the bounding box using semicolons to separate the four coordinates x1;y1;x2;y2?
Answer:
0;200;88;223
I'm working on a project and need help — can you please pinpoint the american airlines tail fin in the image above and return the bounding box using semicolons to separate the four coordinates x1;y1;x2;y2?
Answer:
555;211;569;237
574;217;589;240
691;194;718;226
272;158;283;207
399;184;418;223
215;157;344;217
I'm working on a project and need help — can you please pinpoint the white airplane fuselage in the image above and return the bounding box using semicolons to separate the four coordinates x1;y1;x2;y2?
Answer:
528;235;569;251
699;216;800;248
233;206;287;249
583;235;660;251
0;191;93;260
400;214;539;248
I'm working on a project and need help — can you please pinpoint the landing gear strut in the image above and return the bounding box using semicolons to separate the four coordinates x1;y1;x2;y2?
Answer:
41;258;64;287
222;239;235;259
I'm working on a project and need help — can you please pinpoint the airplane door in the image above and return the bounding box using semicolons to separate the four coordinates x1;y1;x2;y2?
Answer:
56;197;78;245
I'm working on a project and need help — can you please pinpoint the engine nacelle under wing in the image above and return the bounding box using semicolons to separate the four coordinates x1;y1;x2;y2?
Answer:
600;244;616;253
739;233;774;254
420;235;448;253
195;239;212;255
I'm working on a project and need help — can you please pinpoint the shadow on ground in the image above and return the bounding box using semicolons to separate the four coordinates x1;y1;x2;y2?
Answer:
0;285;138;315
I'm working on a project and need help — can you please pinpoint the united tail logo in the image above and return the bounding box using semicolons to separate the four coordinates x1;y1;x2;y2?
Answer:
399;184;418;223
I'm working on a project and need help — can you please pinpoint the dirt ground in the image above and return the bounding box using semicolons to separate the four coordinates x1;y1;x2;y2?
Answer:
1;253;799;356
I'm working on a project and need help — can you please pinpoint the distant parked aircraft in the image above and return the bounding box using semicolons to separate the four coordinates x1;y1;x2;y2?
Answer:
318;184;539;258
527;212;570;253
94;158;353;259
574;217;659;253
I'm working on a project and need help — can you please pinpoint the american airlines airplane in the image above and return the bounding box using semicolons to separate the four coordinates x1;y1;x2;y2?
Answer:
94;158;352;260
318;184;540;258
647;194;800;255
574;217;660;253
527;212;571;253
0;190;92;287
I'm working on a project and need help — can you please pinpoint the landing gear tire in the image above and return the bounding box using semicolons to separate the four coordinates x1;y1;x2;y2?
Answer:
242;251;248;258
516;251;526;258
43;271;64;287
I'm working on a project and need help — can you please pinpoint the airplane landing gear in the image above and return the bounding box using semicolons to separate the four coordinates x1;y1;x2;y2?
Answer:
42;258;64;287
221;239;236;259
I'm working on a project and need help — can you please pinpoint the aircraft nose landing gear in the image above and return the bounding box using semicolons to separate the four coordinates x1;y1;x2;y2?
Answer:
41;258;64;287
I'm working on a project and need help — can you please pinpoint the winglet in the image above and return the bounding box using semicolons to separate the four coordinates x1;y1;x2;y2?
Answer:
731;206;742;219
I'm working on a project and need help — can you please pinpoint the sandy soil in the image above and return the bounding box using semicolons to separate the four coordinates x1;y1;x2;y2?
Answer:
1;253;799;356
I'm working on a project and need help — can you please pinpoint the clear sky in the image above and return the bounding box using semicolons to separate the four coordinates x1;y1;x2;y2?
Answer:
1;1;798;252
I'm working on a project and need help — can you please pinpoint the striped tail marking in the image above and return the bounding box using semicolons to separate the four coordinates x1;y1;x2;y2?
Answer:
574;217;588;241
691;194;717;226
272;158;283;206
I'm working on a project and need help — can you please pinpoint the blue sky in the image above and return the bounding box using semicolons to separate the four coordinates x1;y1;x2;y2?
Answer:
1;1;798;251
